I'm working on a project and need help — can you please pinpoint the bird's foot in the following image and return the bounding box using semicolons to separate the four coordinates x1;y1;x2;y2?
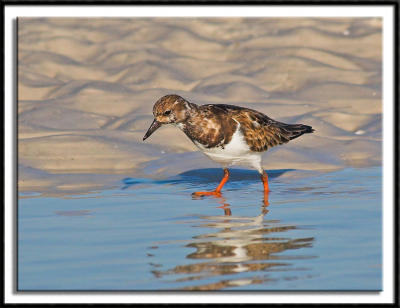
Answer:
192;191;222;198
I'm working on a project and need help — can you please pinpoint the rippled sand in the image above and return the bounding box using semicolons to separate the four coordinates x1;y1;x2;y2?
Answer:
18;17;382;194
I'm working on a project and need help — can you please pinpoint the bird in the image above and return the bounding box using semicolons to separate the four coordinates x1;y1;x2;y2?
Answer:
143;94;314;199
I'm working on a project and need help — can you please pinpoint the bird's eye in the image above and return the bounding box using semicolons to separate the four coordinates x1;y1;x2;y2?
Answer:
164;110;171;116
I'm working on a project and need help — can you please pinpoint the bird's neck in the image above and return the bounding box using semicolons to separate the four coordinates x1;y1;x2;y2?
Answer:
173;104;198;137
175;101;199;126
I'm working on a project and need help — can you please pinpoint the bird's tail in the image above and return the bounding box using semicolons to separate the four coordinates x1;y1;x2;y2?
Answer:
281;123;315;141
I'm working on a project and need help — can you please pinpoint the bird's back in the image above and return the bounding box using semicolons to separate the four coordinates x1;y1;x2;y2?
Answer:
200;104;314;152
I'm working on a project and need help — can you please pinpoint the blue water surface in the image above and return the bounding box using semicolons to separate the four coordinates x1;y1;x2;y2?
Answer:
18;167;382;291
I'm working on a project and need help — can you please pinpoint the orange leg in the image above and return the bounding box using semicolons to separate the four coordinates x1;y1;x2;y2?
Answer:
261;171;269;192
261;171;270;206
193;168;229;197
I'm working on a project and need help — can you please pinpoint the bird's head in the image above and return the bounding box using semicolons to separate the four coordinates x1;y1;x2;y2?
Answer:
143;94;192;141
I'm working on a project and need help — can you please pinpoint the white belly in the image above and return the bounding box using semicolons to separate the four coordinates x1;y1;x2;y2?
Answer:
193;126;263;173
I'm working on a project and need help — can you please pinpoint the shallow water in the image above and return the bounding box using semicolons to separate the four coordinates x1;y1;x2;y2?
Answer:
18;167;381;291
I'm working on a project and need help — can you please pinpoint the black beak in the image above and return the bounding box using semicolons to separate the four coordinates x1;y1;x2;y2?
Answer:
143;119;162;141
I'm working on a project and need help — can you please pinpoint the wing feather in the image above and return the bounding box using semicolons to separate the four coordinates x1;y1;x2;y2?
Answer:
210;104;313;152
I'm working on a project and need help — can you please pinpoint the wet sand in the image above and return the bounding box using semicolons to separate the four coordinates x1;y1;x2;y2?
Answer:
18;17;382;194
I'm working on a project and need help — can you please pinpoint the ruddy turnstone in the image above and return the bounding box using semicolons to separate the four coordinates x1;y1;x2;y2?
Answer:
143;94;314;197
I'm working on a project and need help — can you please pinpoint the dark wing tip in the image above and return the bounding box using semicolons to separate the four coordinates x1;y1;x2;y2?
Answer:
286;124;314;140
304;125;315;134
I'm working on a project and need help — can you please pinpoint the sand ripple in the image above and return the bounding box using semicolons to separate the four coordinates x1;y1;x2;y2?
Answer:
18;17;382;193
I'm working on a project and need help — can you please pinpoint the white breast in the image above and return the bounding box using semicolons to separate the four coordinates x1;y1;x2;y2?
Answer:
193;124;263;173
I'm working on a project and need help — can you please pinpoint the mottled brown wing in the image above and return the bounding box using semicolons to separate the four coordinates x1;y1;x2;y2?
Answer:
184;104;238;148
212;104;313;152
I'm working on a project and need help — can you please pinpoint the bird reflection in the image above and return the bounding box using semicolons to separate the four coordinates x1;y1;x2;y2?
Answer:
193;188;270;209
195;191;269;217
148;192;315;290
